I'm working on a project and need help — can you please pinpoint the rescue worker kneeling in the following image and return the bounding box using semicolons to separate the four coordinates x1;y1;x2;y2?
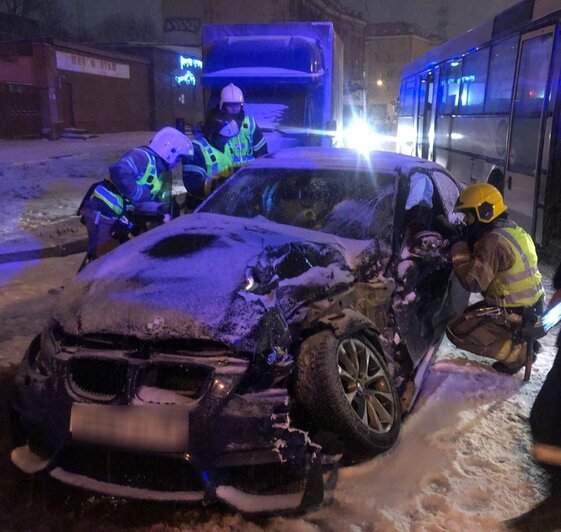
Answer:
446;183;545;375
79;127;194;267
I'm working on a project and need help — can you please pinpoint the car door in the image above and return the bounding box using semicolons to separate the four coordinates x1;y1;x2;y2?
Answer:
390;169;467;365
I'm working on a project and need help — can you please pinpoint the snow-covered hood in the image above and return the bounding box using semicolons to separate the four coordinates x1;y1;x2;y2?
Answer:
53;213;373;352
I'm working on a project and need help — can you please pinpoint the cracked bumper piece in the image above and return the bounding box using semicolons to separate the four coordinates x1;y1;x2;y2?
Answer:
11;346;333;512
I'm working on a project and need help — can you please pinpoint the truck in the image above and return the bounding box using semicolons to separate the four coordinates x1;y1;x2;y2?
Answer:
201;22;344;153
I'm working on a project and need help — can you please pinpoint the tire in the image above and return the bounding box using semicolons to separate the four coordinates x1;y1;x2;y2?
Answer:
295;330;401;459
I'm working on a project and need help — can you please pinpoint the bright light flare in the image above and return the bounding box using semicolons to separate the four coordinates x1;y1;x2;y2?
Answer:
339;118;381;154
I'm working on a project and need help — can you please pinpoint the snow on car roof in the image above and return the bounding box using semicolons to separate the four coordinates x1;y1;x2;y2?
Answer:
246;147;442;174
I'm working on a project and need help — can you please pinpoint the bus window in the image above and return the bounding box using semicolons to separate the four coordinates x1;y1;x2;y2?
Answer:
399;78;416;116
459;48;489;114
438;60;462;115
508;33;554;175
485;36;518;114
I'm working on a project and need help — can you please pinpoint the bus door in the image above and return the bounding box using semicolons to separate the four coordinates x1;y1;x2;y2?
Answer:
505;27;555;240
416;72;434;160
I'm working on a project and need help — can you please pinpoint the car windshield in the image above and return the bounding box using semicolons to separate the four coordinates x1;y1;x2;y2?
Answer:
198;167;398;241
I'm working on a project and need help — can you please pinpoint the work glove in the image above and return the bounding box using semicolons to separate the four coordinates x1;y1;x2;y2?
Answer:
434;214;466;245
110;214;136;241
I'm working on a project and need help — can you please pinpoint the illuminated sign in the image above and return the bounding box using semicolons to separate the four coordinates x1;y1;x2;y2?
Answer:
174;54;202;87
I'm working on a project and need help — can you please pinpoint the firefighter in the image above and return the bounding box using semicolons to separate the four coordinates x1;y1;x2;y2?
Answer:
219;83;268;168
445;183;545;375
78;127;194;267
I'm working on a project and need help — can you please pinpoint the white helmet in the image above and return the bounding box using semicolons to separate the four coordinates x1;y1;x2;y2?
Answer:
149;126;194;167
220;83;244;109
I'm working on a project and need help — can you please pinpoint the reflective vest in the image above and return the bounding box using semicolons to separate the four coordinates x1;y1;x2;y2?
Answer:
91;182;125;216
485;226;545;307
129;149;162;198
193;138;235;180
228;115;257;168
89;149;162;215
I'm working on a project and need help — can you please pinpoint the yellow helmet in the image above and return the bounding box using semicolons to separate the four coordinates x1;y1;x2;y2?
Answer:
454;183;507;223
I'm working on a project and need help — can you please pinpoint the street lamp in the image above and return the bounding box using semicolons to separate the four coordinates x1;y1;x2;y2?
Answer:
376;79;383;87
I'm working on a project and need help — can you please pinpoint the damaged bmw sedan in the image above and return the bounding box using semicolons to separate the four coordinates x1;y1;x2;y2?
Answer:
11;147;467;513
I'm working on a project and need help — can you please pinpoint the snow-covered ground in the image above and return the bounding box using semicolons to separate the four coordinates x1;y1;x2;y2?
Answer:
0;132;185;259
0;133;559;530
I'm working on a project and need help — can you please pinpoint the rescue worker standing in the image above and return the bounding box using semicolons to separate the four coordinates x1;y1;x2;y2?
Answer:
79;126;194;265
182;108;239;208
219;83;268;169
446;183;545;375
182;84;268;209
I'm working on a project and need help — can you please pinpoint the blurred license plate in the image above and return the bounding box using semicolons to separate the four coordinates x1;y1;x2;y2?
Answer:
71;404;188;452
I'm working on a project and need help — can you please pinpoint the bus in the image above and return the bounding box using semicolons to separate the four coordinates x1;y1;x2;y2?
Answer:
397;0;561;246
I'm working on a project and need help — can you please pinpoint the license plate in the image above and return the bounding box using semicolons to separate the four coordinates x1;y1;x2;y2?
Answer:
70;404;188;452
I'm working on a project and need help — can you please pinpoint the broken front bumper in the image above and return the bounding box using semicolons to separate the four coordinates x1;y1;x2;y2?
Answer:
11;336;334;512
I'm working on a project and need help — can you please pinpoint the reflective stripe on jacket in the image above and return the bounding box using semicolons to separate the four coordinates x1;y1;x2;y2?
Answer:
192;138;235;180
91;182;125;216
131;149;162;198
485;226;545;307
229;115;257;168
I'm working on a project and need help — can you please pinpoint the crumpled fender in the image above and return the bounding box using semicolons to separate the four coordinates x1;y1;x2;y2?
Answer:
316;308;379;339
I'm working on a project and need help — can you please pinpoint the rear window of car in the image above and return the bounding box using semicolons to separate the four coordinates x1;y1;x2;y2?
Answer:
199;168;398;242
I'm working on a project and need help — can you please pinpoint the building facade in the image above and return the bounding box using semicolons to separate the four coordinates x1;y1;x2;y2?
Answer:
0;39;152;138
364;22;441;132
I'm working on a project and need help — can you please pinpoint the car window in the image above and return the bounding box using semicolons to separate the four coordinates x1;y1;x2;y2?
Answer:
431;170;460;218
199;167;398;242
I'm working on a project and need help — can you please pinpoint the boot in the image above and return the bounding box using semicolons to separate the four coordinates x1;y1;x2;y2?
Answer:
492;341;534;375
533;339;544;354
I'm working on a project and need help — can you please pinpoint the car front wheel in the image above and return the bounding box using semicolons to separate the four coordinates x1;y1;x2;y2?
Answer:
295;330;401;459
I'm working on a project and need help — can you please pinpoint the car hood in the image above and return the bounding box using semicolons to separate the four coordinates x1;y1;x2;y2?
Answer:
54;213;374;352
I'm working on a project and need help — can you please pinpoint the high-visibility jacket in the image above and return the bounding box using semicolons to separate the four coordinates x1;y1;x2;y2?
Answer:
192;137;235;181
485;226;545;307
109;147;164;202
229;115;261;168
84;148;166;217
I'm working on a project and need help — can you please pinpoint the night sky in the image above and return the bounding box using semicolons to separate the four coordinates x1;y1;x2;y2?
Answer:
61;0;522;41
340;0;520;38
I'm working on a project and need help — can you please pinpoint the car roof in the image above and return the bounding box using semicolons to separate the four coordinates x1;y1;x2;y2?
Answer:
245;147;447;175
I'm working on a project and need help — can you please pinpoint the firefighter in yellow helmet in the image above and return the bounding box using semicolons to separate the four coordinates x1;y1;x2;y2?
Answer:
446;183;545;375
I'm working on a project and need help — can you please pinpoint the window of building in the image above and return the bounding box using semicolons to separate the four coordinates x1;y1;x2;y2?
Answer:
485;36;518;114
459;48;489;114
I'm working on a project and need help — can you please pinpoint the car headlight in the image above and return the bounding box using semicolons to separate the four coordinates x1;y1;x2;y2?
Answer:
35;325;60;376
243;266;277;295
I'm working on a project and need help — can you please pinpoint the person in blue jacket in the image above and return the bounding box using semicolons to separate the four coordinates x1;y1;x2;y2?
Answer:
78;127;193;266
